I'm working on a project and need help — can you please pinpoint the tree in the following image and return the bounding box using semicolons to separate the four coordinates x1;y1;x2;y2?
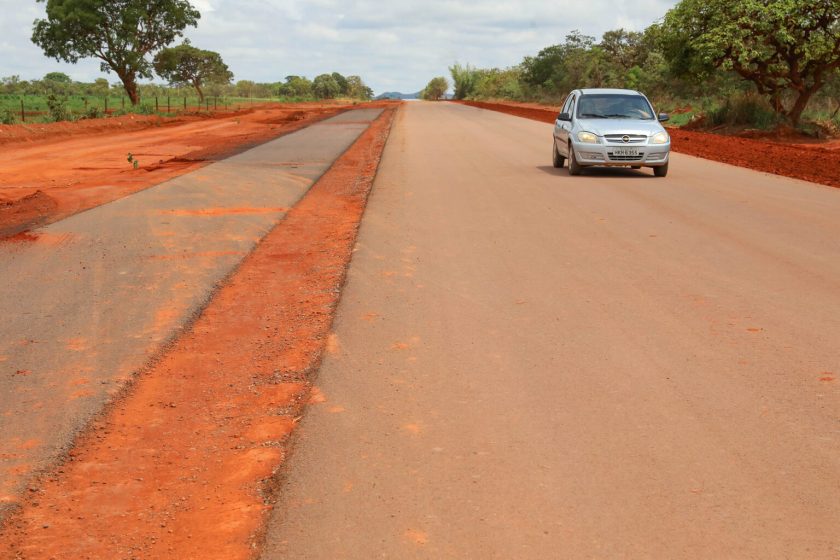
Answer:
600;29;648;74
154;41;233;101
42;71;73;95
421;76;448;100
278;75;313;98
449;63;479;99
662;0;840;125
519;31;598;93
345;75;374;99
93;77;110;96
331;72;349;96
825;70;840;119
1;76;22;94
32;0;200;105
43;71;72;83
312;74;341;99
234;80;256;98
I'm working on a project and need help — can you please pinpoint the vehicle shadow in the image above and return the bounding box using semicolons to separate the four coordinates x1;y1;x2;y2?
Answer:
536;165;654;179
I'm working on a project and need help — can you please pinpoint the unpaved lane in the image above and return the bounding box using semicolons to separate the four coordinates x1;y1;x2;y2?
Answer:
262;102;840;558
0;108;382;515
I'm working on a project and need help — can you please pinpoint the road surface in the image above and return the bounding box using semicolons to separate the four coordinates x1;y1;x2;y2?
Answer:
262;102;840;559
0;108;383;515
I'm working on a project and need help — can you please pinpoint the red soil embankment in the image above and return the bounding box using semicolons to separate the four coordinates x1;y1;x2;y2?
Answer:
0;106;397;559
0;101;397;237
457;100;840;189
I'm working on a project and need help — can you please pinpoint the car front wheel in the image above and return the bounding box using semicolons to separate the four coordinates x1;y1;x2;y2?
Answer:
568;145;582;176
552;139;565;168
653;162;669;177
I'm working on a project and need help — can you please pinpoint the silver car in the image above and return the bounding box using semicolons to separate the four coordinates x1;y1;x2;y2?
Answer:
552;88;671;177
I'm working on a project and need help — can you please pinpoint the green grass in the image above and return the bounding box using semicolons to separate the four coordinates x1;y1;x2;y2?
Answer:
664;111;696;127
0;94;322;124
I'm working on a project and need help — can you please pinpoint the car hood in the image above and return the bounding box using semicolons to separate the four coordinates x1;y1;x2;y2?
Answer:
576;119;664;137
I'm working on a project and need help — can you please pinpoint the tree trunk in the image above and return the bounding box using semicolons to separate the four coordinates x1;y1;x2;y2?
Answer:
193;79;205;102
787;87;816;127
117;71;140;105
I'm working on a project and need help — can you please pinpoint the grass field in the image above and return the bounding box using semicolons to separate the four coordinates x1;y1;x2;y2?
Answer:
0;94;317;124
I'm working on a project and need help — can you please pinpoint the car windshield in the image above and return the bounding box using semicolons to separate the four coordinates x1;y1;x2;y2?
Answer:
577;94;654;120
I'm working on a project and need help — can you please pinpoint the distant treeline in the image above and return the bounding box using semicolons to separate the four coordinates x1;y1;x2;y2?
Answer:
0;72;373;103
443;0;840;130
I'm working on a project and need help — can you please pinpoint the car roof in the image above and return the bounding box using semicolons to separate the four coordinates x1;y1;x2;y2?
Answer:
577;88;642;96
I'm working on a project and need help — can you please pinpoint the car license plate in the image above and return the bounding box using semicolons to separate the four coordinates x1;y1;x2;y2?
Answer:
611;148;639;157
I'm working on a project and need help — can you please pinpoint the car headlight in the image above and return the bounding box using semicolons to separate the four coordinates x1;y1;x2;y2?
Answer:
576;131;598;144
650;131;669;144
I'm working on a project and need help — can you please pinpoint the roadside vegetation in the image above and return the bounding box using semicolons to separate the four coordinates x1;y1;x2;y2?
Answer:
420;77;449;100
0;73;372;125
2;0;373;125
440;0;840;136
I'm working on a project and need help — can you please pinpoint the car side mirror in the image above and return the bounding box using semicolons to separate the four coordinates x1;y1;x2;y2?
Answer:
658;113;670;122
558;112;571;122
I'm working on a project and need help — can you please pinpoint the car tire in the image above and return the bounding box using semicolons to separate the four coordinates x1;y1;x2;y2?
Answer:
653;162;669;177
552;139;565;168
568;145;582;176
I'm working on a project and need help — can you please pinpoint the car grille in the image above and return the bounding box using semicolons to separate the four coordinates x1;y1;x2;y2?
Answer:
604;134;647;144
607;153;644;161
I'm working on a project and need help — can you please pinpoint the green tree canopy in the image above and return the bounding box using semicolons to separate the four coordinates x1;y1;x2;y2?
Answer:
331;72;349;96
312;74;341;99
278;75;313;98
662;0;840;124
154;41;233;101
32;0;200;105
449;63;480;99
600;29;649;74
345;75;374;100
421;76;448;100
92;77;110;95
43;71;72;83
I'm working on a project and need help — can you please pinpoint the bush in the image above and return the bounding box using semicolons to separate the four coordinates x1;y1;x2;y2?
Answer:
135;103;156;115
83;106;102;119
450;63;480;99
1;109;16;124
46;93;69;122
709;92;778;129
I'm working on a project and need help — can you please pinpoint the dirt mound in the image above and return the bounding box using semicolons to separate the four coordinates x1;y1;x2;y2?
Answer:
0;191;58;237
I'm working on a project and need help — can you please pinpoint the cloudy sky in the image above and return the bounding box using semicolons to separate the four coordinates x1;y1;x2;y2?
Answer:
1;0;678;95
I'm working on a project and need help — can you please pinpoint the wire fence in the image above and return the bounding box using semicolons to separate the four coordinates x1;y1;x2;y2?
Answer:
0;94;272;123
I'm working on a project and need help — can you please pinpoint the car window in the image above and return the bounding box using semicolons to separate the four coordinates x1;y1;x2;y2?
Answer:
559;94;573;118
577;94;654;120
568;96;576;119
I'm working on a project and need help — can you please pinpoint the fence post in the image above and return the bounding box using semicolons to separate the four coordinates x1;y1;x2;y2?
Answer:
214;97;217;110
184;96;187;110
206;98;209;111
20;98;25;122
167;96;170;113
155;96;159;112
122;96;125;109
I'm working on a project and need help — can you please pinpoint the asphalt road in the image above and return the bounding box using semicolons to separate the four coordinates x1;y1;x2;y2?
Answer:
262;102;840;559
0;108;383;516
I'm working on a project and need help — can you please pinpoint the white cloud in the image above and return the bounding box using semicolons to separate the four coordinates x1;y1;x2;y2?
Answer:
0;0;679;94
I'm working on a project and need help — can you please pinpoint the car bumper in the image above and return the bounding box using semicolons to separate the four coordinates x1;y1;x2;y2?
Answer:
572;141;670;167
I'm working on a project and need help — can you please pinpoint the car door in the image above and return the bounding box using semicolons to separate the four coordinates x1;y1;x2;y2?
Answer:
555;93;575;157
